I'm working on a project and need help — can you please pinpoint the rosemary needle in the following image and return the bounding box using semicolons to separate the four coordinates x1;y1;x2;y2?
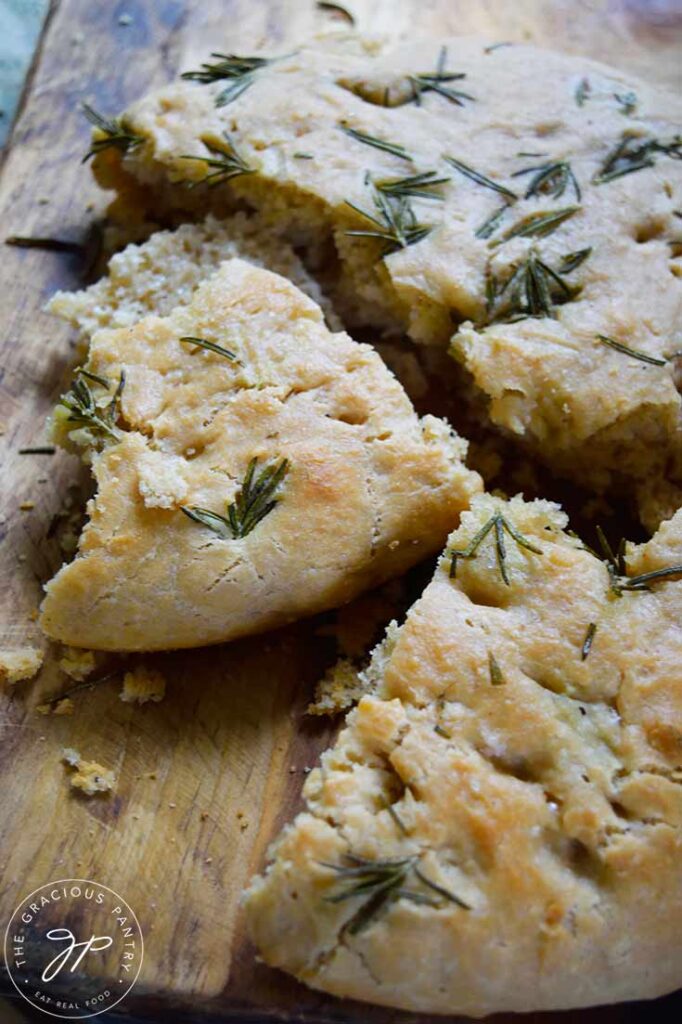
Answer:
19;446;56;455
512;160;581;201
444;156;517;200
374;171;449;200
339;123;410;160
581;622;597;661
490;206;580;246
597;334;667;367
179;336;237;361
488;651;505;685
316;1;355;23
5;236;84;254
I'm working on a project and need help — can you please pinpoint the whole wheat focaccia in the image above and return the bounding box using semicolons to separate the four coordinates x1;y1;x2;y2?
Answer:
40;258;480;651
48;212;341;338
246;494;682;1016
87;37;682;526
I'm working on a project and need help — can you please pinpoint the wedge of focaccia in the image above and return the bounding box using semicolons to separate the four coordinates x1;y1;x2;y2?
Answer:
40;259;480;651
246;494;682;1016
88;37;682;526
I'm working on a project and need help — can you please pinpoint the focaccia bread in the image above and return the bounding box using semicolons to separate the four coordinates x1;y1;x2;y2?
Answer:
246;494;682;1016
48;212;340;338
85;37;682;525
40;259;480;651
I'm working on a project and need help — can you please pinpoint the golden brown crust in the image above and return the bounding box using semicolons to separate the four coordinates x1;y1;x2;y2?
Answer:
40;260;479;650
246;495;682;1015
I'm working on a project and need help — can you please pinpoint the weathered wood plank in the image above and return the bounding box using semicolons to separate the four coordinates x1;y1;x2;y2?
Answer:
1;1;681;1021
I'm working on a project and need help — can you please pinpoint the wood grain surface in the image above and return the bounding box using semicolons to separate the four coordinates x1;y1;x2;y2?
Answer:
1;2;681;1021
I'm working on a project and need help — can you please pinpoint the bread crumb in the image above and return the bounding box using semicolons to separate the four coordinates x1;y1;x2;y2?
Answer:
59;646;96;681
0;647;43;686
307;658;367;716
62;748;115;795
120;665;166;705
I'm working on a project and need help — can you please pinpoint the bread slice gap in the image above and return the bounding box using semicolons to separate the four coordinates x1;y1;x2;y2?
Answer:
40;258;480;651
89;36;682;527
245;493;682;1015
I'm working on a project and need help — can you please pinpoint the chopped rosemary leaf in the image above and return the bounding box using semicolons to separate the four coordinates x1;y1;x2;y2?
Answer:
78;368;110;388
374;171;449;200
559;247;592;273
410;46;474;107
488;651;505;685
593;132;682;184
619;565;682;590
181;53;276;107
345;187;432;254
339;123;410;160
485;248;585;322
293;152;314;159
316;1;355;23
179;335;237;361
444;156;517;199
597;334;666;367
181;456;288;540
512;160;581;201
19;446;56;455
575;78;591;106
5;236;84;253
181;133;253;186
484;42;513;54
614;91;637;115
58;370;125;444
81;104;143;162
490;205;580;246
448;512;542;586
322;853;469;934
475;203;510;240
383;799;408;835
581;622;597;661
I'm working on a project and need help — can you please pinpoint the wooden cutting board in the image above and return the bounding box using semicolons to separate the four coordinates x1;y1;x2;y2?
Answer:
1;2;681;1021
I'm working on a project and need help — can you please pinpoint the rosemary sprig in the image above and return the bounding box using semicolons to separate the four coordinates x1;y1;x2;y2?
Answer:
485;248;585;322
81;104;143;162
58;370;125;444
181;133;253;187
374;171;449;201
317;1;355;23
345;187;432;253
490;205;580;246
322;853;469;934
614;91;637;115
6;236;84;254
181;457;288;540
409;46;474;107
339;123;410;160
597;334;666;367
512;161;581;201
179;336;237;361
444;156;517;200
575;78;591;106
488;651;505;685
593;132;682;184
448;512;542;585
581;622;597;661
181;53;275;107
